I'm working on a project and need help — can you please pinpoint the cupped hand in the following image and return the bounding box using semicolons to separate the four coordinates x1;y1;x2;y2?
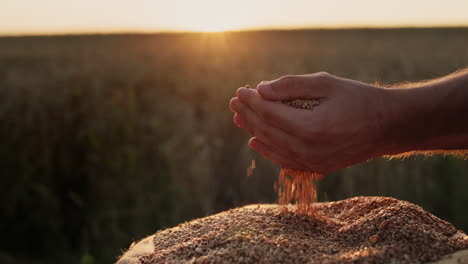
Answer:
229;72;393;174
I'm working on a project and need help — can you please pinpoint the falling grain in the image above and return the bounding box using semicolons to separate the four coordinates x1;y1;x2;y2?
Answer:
277;98;322;215
277;169;323;215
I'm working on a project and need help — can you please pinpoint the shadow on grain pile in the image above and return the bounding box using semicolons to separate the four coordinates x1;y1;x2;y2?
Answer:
118;197;468;264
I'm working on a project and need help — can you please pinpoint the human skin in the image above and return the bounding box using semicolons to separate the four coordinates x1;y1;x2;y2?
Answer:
229;70;468;174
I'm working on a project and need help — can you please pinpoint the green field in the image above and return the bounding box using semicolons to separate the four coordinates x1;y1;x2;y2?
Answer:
1;28;467;264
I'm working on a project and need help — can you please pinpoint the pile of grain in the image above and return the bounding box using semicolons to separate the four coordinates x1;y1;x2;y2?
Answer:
137;197;468;264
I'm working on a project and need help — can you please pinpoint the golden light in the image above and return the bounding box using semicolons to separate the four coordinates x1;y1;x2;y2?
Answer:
167;0;256;33
2;0;468;35
191;23;234;33
183;12;243;33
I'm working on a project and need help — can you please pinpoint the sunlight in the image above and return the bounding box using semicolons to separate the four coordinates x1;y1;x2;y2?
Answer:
166;0;255;33
2;0;468;35
192;23;233;33
188;19;239;33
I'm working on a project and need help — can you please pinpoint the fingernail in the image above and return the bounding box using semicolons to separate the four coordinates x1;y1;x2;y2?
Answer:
234;114;243;128
230;97;240;111
248;137;258;149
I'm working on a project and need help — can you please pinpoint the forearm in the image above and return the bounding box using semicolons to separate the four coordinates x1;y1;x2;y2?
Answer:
383;69;468;155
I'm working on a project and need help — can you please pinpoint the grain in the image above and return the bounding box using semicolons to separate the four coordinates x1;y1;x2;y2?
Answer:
136;197;468;264
247;159;256;177
244;85;323;214
278;98;322;215
283;99;320;110
277;169;322;215
368;234;379;243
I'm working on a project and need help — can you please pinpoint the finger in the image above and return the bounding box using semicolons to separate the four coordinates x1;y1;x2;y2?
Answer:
232;96;301;158
229;97;241;113
236;87;318;137
233;113;243;128
257;72;333;101
248;137;304;169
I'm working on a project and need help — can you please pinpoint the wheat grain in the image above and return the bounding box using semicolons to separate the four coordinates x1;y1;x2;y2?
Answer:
278;98;322;215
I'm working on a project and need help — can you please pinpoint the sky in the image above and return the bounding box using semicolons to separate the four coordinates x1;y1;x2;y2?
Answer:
1;0;468;35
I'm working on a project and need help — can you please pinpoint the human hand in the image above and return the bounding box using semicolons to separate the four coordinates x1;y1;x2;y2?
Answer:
229;72;393;174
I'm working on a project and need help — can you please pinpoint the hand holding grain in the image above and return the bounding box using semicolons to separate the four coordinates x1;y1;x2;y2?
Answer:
229;72;391;174
231;70;468;174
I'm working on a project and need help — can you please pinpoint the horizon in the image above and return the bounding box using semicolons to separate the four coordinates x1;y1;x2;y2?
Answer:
2;25;468;38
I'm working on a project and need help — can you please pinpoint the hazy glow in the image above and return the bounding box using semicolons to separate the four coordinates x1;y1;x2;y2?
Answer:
1;0;468;35
164;1;254;32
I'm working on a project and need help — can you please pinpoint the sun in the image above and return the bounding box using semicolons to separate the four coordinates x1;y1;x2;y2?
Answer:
195;24;232;33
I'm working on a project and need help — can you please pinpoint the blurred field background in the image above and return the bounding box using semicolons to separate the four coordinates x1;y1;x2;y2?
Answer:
1;28;468;264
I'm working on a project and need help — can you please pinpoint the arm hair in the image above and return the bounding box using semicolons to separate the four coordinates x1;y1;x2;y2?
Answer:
377;68;468;159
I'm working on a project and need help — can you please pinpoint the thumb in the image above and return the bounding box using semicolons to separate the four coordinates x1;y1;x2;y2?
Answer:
257;73;330;101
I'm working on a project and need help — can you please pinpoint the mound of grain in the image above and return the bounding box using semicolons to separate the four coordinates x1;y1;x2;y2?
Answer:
122;197;468;264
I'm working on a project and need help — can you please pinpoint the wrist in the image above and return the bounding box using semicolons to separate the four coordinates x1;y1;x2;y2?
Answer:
381;72;468;154
379;85;435;155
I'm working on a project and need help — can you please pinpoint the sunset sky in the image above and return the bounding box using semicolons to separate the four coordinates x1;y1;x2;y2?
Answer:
2;0;468;35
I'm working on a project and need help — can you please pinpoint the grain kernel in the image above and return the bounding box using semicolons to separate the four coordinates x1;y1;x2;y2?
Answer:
380;219;390;229
369;234;379;243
